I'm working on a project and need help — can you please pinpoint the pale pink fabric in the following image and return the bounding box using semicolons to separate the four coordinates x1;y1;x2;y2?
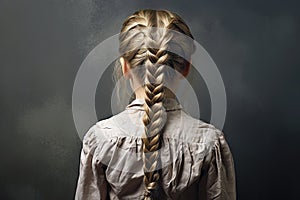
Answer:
75;98;236;200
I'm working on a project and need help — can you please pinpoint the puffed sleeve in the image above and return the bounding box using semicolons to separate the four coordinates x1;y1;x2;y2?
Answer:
74;125;108;200
198;131;236;200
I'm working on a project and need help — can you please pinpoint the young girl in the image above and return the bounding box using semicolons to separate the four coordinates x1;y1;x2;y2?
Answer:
75;9;236;200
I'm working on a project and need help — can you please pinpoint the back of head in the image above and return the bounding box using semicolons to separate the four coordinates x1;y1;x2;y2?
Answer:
114;9;195;199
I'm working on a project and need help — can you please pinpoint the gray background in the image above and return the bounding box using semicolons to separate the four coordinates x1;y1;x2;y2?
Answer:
1;0;299;199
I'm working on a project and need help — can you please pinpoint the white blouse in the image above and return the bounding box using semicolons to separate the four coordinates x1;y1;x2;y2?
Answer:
75;98;236;200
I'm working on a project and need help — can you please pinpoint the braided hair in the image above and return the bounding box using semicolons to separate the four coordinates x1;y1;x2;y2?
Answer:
114;9;195;199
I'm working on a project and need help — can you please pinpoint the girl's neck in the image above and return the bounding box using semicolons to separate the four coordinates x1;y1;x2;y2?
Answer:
134;86;176;99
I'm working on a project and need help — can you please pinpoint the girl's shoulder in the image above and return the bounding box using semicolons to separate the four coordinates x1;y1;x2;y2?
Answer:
84;109;224;152
164;110;223;147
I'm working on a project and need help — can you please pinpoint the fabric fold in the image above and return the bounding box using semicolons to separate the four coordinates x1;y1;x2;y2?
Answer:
75;104;236;200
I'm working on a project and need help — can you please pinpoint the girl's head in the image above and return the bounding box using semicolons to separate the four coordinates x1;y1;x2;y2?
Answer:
114;9;195;100
114;9;195;199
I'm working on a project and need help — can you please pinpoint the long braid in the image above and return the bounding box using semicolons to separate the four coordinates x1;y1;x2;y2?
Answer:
115;9;196;200
141;26;174;199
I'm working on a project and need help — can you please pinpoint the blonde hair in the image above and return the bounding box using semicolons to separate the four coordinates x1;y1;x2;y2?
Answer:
113;9;195;199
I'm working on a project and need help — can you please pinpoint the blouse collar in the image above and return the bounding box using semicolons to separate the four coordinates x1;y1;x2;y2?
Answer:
125;97;183;112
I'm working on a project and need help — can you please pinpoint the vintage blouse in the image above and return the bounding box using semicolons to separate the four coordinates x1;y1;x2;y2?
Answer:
75;98;236;200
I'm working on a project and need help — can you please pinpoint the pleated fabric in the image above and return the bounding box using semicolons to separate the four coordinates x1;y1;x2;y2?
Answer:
75;98;236;200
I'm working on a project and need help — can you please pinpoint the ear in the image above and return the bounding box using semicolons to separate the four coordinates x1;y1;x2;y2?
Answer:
120;57;131;79
180;59;191;78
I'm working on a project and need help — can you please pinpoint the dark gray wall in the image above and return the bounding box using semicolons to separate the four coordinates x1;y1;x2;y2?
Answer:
1;0;299;199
